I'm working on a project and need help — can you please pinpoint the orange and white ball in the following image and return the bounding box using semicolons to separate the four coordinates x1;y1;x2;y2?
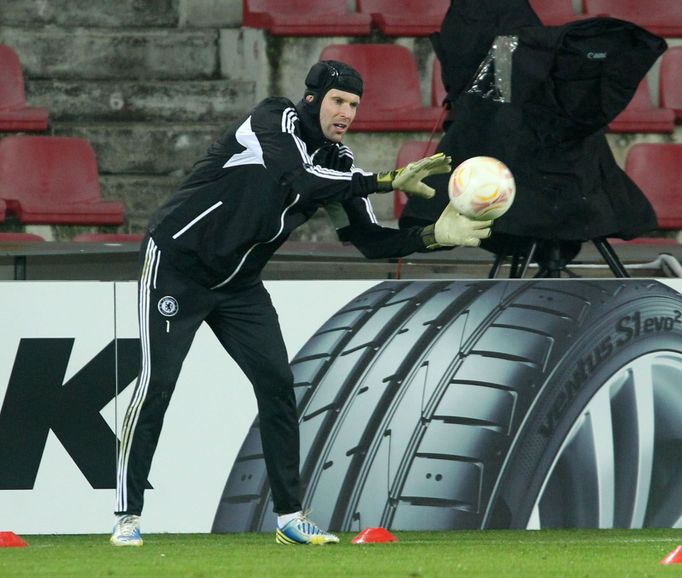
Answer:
448;156;516;221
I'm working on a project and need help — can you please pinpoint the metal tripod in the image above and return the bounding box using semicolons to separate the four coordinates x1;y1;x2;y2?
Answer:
488;237;630;278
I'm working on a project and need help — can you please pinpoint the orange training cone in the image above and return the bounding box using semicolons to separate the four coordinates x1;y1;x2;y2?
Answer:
661;545;682;565
0;532;28;548
351;527;398;544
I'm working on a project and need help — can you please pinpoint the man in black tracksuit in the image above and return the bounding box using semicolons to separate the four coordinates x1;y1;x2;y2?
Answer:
111;60;491;546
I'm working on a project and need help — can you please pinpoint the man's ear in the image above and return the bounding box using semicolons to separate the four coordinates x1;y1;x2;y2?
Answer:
305;94;315;104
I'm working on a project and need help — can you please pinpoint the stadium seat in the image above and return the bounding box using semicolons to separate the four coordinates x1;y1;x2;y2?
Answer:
319;44;444;132
625;143;682;232
242;0;371;36
583;0;682;37
660;46;682;122
0;232;45;242
608;78;675;133
528;0;586;26
0;44;49;132
356;0;449;36
393;140;438;218
73;233;145;243
0;136;125;225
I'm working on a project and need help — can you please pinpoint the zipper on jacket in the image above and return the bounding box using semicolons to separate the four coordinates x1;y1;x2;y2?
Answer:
211;194;300;290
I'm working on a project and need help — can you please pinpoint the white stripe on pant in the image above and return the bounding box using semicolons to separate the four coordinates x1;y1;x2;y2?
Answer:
115;238;158;513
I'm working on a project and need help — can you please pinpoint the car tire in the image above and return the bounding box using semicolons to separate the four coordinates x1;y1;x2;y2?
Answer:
212;279;682;532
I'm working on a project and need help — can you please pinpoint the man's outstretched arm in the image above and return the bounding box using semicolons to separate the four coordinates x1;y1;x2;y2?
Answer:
327;199;491;260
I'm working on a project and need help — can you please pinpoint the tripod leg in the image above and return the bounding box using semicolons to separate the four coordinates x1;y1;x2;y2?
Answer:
519;241;538;278
488;252;505;279
594;238;630;278
488;236;514;279
509;239;534;278
510;246;523;278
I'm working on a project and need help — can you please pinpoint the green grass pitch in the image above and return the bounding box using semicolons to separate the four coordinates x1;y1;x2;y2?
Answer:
2;529;682;577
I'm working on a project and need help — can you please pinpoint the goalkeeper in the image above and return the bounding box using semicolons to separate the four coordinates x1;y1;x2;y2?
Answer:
111;59;491;547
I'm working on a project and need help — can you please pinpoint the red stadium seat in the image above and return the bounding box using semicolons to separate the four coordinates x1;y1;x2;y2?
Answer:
0;136;125;225
528;0;586;26
0;45;49;132
584;0;682;37
242;0;371;36
608;78;675;133
73;233;145;243
0;232;45;242
319;44;444;132
625;143;682;231
356;0;449;36
660;46;682;122
393;140;438;218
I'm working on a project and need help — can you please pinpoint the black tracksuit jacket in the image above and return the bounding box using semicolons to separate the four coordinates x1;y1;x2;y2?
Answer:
148;96;430;289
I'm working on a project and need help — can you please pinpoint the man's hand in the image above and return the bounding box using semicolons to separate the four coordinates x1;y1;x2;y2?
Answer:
432;204;492;247
376;152;452;199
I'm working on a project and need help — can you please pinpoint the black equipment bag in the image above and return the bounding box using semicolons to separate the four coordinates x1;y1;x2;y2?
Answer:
401;3;667;247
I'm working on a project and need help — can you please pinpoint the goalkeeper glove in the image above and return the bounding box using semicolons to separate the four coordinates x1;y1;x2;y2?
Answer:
376;152;452;199
421;204;492;248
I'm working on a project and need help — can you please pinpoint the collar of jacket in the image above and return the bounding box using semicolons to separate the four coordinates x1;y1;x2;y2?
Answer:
295;98;331;152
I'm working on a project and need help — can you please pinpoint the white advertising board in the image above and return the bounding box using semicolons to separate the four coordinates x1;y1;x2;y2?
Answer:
2;279;682;535
0;280;377;534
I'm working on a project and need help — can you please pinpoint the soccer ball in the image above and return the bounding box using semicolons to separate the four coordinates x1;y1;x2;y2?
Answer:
448;156;516;220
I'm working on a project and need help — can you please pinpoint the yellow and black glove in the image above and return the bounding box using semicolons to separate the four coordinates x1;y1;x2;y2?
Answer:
421;204;492;249
376;152;452;199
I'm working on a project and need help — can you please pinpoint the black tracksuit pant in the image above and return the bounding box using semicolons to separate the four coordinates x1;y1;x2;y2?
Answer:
115;236;302;517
